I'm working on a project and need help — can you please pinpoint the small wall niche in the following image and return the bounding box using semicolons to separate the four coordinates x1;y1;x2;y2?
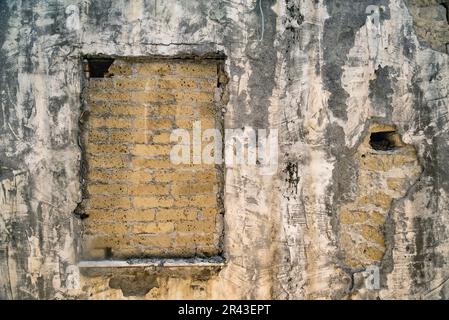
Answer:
369;131;404;151
84;58;115;78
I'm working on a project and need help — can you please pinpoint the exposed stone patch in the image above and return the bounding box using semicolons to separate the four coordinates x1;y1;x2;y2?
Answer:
109;272;158;297
80;58;224;260
339;124;422;268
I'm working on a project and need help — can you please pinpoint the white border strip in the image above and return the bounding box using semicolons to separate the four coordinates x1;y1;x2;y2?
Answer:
78;257;225;268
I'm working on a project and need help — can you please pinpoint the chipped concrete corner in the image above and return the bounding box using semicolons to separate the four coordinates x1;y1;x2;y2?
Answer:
0;0;448;300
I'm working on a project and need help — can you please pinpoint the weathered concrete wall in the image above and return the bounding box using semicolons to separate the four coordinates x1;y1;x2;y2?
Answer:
0;0;449;299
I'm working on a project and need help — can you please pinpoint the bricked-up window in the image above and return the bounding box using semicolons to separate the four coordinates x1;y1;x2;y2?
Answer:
79;58;225;260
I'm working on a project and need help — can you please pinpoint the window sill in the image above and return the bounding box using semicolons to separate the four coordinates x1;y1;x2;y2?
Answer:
78;256;225;269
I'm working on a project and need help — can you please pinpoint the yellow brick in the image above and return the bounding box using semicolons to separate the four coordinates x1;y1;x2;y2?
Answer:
174;91;214;104
87;130;109;143
88;184;128;195
358;192;391;209
387;177;405;191
124;209;155;221
107;130;148;144
133;196;174;208
360;225;385;246
152;132;172;144
370;211;386;225
132;158;174;169
171;183;215;195
133;118;173;130
175;195;217;208
147;105;195;117
156;208;198;221
199;104;215;117
175;62;217;76
132;91;175;103
199;208;219;220
89;78;114;90
90;117;131;129
89;103;110;115
369;124;396;133
130;235;173;247
85;209;126;222
158;79;217;92
196;170;218;182
109;105;147;117
194;234;216;246
87;235;127;249
114;79;145;90
131;144;170;156
87;170;152;183
200;79;218;89
359;244;384;261
136;62;175;75
392;154;417;166
175;118;215;130
129;184;169;195
175;220;216;232
110;248;143;259
175;119;194;129
194;245;219;256
89;91;132;102
153;171;193;182
85;223;127;235
130;222;174;234
173;234;196;246
158;78;198;89
88;155;127;169
89;196;130;209
340;210;369;225
145;105;173;117
86;144;128;154
86;209;154;223
167;247;198;257
108;62;132;76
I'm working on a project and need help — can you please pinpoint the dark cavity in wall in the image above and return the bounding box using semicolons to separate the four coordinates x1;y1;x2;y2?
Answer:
369;131;402;151
85;58;115;78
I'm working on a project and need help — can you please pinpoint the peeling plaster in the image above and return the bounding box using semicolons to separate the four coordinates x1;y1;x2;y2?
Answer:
0;0;449;299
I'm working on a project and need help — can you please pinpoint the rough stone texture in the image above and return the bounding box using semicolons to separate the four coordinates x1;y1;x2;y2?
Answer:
0;0;449;299
406;0;449;53
81;58;223;260
339;124;422;269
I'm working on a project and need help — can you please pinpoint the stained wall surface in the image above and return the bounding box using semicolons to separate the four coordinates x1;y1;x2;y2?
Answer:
1;0;449;299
